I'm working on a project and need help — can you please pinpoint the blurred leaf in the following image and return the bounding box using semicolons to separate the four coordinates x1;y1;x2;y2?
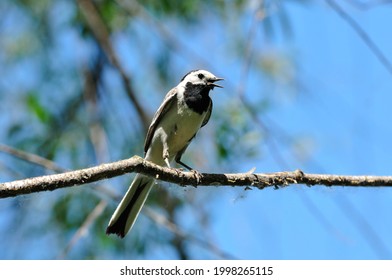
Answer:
98;0;128;30
214;101;262;165
25;92;51;123
292;136;316;163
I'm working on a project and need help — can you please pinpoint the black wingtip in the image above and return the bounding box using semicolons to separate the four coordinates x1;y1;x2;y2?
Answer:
106;224;125;239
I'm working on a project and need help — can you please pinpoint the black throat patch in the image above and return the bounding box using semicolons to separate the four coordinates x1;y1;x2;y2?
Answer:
183;82;212;114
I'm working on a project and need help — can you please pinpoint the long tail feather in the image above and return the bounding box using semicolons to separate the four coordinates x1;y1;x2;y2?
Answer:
106;174;154;238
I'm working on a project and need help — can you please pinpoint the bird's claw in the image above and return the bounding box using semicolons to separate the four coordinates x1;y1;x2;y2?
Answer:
190;169;203;186
173;167;202;186
173;168;184;177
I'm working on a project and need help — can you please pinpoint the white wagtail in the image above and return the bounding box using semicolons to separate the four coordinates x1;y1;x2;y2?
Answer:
106;69;223;238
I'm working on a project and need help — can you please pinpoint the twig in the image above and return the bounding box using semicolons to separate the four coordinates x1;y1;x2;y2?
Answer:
335;194;390;258
344;0;392;10
56;61;111;259
116;0;211;67
0;143;67;173
57;200;108;259
144;206;239;260
76;0;150;128
326;0;392;76
1;155;392;199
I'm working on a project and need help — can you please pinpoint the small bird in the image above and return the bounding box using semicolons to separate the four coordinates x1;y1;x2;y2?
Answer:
106;69;223;238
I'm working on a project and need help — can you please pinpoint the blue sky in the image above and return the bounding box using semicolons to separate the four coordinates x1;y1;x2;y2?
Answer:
1;1;392;259
175;1;392;259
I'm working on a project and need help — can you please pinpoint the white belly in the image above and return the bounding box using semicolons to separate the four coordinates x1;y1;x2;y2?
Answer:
145;101;206;166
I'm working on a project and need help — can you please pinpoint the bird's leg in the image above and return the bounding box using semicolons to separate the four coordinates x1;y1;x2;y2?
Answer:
176;159;193;171
163;143;171;168
162;146;188;181
164;158;171;169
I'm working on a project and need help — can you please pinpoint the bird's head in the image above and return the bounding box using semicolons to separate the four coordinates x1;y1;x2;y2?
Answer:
180;69;224;90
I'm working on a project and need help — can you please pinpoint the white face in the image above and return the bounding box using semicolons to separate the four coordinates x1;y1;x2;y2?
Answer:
182;70;216;85
179;70;223;88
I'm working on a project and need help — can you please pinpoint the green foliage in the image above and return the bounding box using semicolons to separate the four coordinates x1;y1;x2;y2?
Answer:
26;92;51;123
215;101;263;166
139;0;209;21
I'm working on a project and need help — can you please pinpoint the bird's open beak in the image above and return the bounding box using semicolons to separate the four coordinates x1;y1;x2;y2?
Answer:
208;77;224;89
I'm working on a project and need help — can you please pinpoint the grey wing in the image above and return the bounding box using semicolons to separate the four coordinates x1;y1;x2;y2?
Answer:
201;99;213;127
144;87;178;153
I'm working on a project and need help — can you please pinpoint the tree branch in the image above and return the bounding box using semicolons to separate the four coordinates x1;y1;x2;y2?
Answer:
326;0;392;77
0;143;67;173
1;155;392;199
77;0;150;129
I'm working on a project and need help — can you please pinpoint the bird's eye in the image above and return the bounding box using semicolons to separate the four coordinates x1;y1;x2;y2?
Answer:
198;73;204;79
